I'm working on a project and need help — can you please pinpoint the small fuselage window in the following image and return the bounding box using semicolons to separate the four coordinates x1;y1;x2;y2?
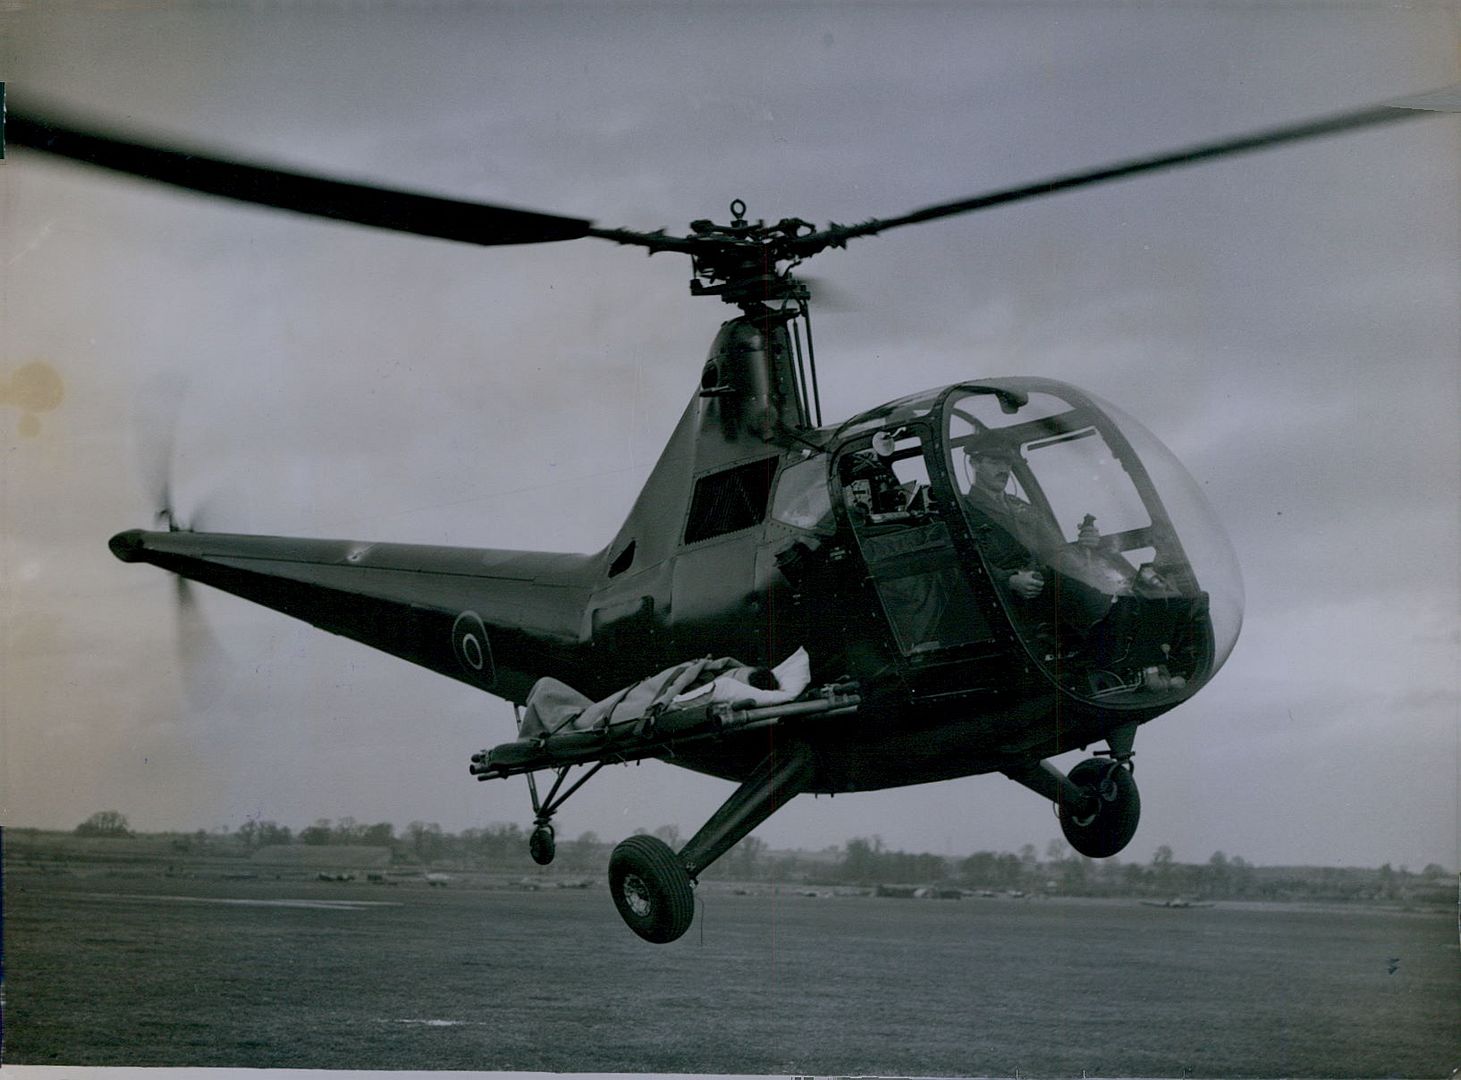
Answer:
684;457;779;545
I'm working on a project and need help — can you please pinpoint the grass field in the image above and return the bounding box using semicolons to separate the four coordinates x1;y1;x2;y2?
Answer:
4;866;1456;1076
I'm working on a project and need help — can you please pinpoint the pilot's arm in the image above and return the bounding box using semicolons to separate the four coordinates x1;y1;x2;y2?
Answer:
966;505;1047;600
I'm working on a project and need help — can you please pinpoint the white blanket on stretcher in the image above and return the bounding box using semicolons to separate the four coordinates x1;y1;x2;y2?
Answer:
518;648;811;739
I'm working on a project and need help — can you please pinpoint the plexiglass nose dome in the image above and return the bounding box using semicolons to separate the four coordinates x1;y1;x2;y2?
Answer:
945;379;1243;705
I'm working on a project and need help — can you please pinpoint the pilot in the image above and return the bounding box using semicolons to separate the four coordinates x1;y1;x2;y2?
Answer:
962;440;1114;656
961;442;1064;599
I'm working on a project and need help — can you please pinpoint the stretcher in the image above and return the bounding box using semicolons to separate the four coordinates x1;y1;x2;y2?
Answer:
471;681;860;779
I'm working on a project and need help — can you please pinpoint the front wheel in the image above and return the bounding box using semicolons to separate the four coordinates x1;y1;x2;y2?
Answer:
1059;758;1140;858
608;835;694;944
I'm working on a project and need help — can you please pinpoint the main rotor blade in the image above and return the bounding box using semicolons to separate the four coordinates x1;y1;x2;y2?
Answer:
7;107;596;246
792;86;1461;254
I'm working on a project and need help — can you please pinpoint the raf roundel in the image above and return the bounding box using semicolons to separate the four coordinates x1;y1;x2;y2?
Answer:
451;611;495;686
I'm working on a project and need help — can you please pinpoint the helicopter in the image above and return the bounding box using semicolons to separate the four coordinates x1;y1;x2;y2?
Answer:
8;86;1455;944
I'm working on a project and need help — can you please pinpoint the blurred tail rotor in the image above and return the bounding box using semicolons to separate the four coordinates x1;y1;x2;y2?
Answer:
133;373;232;704
134;373;190;528
173;570;231;705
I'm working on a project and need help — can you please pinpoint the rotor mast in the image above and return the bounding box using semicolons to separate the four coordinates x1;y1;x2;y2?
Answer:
662;199;825;428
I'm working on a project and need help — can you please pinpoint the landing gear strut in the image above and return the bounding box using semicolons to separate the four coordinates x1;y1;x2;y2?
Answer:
504;746;812;943
520;762;603;866
610;744;813;943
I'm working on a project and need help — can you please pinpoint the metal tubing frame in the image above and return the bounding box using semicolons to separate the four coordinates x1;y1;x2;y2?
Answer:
802;302;823;426
790;316;812;430
677;742;813;878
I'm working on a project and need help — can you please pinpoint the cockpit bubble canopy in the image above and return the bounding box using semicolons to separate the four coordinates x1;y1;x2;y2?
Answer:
945;379;1243;704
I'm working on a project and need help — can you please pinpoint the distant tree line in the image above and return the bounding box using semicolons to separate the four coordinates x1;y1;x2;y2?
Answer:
65;810;1453;904
840;835;948;885
73;810;133;838
821;835;1453;905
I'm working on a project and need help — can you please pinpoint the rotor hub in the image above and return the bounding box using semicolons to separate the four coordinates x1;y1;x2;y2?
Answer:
682;200;817;306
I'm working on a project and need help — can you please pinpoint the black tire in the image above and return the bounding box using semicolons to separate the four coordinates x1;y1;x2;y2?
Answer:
608;834;695;944
529;823;555;866
1059;758;1140;859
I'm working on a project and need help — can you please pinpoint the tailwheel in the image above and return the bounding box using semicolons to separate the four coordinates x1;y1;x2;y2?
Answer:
1059;757;1140;858
608;834;695;944
529;822;556;866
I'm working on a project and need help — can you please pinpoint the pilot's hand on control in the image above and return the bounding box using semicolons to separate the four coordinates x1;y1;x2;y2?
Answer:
1009;569;1044;599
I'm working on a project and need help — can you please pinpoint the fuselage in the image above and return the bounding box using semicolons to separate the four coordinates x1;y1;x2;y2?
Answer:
112;315;1241;794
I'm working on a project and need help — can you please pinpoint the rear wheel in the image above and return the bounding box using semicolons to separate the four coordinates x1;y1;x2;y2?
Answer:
1059;758;1140;858
608;834;694;943
529;823;555;866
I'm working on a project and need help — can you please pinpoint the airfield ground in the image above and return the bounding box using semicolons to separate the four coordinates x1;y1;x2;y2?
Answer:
4;858;1456;1076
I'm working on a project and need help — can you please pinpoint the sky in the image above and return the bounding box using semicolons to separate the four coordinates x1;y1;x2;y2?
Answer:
2;2;1457;873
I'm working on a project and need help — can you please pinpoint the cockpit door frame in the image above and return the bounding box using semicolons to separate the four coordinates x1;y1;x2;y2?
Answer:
831;423;1007;658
